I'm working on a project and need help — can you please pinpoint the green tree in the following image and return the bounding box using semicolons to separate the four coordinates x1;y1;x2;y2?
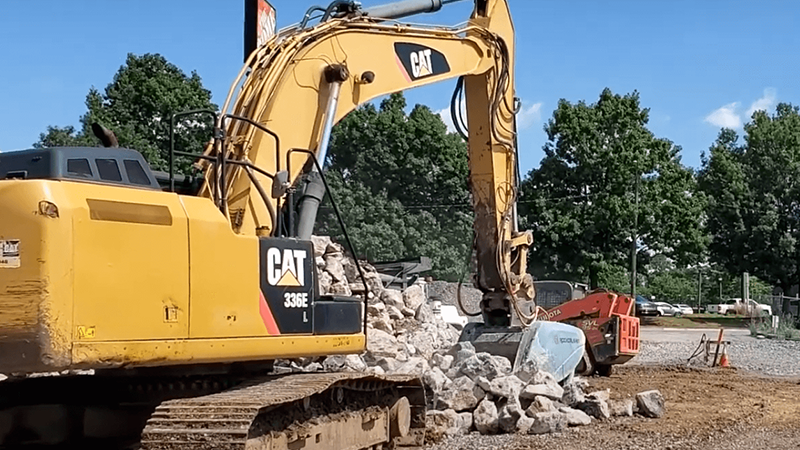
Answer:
596;263;630;293
317;93;472;281
34;53;217;175
646;270;696;303
519;88;706;287
699;104;800;295
33;125;93;148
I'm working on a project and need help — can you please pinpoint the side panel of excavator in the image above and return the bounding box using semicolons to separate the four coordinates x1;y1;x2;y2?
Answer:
0;163;365;374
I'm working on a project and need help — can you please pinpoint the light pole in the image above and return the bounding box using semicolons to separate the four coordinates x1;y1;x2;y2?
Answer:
718;277;723;301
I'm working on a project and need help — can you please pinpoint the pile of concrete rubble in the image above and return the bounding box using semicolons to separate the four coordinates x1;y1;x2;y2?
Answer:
276;236;665;438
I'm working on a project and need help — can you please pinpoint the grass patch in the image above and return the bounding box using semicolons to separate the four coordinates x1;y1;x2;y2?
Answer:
645;314;749;328
748;315;800;340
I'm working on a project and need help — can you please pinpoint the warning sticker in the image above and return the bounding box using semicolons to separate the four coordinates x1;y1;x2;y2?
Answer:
0;239;20;268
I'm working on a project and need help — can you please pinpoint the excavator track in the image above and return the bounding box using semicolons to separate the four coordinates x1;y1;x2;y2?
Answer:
141;372;426;450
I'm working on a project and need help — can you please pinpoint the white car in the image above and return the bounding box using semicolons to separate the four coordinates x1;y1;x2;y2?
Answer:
673;304;694;315
653;302;679;316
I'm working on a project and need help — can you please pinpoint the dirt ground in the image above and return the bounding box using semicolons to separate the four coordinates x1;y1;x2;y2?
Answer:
505;365;800;450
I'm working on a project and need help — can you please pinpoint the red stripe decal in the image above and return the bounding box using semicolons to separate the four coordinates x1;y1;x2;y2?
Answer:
259;290;281;335
396;54;412;83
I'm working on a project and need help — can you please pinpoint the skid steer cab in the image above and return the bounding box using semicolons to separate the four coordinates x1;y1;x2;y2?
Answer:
536;281;640;376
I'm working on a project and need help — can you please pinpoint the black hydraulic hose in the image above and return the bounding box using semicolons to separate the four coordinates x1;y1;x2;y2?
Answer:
687;333;708;365
321;0;356;22
450;77;468;141
300;6;326;29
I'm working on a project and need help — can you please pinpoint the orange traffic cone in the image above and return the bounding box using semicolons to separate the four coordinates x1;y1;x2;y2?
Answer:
718;345;730;368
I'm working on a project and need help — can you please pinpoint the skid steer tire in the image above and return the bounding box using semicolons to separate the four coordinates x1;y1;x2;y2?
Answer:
595;364;613;377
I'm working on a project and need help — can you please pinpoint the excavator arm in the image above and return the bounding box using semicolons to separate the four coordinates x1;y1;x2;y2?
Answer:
201;0;535;325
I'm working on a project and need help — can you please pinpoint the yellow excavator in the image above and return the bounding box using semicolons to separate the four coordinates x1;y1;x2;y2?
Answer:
0;0;553;448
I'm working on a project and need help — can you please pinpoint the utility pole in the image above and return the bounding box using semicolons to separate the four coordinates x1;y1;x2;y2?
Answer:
630;172;639;299
697;269;702;313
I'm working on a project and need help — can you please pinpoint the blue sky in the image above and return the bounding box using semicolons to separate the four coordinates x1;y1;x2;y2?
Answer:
1;0;797;177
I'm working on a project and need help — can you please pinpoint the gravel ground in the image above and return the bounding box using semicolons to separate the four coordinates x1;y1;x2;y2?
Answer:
631;334;800;377
426;327;800;450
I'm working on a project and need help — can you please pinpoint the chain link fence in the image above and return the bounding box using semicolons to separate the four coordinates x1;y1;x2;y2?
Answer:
754;294;800;319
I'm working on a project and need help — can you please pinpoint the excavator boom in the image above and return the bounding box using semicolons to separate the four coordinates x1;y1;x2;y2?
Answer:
202;0;534;323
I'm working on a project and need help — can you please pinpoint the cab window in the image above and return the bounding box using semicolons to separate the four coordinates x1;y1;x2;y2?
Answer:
96;159;122;182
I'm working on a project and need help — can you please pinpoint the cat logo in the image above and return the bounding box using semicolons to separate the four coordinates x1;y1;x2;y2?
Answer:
410;49;433;78
394;43;450;82
266;248;307;287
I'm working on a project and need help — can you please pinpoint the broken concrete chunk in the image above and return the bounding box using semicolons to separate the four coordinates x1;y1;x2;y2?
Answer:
520;382;564;401
324;254;346;282
578;397;610;420
431;353;455;371
396;357;429;375
415;301;434;322
609;398;634;417
370;316;394;334
426;409;459;438
387;305;404;320
451;411;473;435
531;370;558;386
636;390;666;418
438;376;480;412
318;271;332;295
528;411;567;435
498;400;524;433
586;389;610;402
366;366;385;375
475;376;492;393
456;353;512;382
365;328;399;361
488;375;525;399
473;398;500;434
560;381;586;407
321;355;365;372
403;284;426;311
558;406;592;426
448;342;477;364
381;289;405;310
423;367;451;394
367;302;386;316
516;416;535;434
525;396;556;416
472;384;486;402
310;235;332;257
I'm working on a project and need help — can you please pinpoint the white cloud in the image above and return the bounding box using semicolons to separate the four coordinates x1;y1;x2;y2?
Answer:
746;88;777;118
436;97;466;134
705;88;779;129
436;99;543;133
517;102;543;130
704;102;742;129
436;106;458;133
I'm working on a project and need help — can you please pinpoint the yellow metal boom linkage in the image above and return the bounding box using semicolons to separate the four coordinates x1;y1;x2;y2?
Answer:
206;0;535;324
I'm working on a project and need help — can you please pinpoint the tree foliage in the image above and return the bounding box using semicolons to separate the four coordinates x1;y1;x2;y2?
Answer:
519;88;706;287
317;93;472;281
699;104;800;293
34;53;217;175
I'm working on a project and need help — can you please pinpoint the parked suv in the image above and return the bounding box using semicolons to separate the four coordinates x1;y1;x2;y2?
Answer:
635;295;659;317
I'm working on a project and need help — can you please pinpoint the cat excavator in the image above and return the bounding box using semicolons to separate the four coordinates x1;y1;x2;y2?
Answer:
0;0;582;448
